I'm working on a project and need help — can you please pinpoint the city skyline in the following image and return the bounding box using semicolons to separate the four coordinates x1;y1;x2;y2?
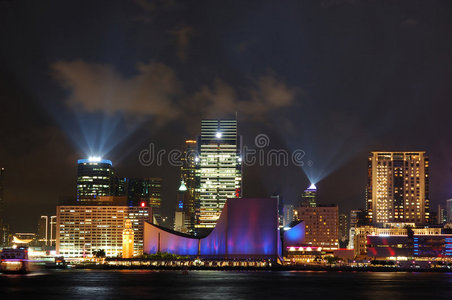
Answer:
1;1;452;234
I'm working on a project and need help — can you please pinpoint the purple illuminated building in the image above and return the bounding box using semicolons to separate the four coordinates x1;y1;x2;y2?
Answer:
144;198;285;259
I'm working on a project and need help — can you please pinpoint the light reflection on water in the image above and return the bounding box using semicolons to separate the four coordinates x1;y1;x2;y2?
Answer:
0;270;451;299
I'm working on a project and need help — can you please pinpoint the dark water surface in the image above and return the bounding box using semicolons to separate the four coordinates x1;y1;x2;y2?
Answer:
1;270;451;299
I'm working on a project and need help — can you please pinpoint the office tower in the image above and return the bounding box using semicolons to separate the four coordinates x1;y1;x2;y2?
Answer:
296;205;339;249
121;178;162;221
366;152;429;225
122;219;134;258
56;205;151;258
179;140;197;232
301;184;317;207
76;158;116;201
338;214;349;244
195;119;242;234
446;199;452;223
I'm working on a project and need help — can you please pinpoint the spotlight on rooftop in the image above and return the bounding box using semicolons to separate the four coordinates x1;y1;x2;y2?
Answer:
88;156;102;162
307;183;317;190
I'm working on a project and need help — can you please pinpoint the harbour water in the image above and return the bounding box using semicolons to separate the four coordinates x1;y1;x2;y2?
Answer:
1;270;451;299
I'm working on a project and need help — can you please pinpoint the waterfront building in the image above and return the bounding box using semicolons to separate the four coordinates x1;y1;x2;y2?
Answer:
122;219;134;259
195;119;242;234
144;198;285;260
366;152;429;225
367;234;452;258
76;158;117;202
296;205;339;249
353;225;441;257
56;205;151;258
300;184;317;207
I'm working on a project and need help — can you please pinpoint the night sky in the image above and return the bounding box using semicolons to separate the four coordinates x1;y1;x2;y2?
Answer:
1;0;452;232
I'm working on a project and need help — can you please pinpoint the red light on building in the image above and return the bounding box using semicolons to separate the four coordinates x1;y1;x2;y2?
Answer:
141;202;146;207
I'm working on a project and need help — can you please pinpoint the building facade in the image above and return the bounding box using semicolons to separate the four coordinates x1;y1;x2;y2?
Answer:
178;140;197;232
301;184;317;207
296;205;339;249
119;177;162;224
447;199;452;223
144;198;281;259
37;215;57;247
367;152;429;225
353;226;441;257
338;213;349;246
195;119;242;234
56;205;151;258
76;158;116;202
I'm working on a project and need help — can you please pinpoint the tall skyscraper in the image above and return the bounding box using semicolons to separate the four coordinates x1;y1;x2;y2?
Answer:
300;184;317;207
178;140;197;232
366;152;429;225
76;158;116;201
195;119;242;234
119;177;162;224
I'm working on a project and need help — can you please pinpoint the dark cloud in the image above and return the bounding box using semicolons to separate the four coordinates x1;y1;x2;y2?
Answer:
51;60;181;124
51;60;298;125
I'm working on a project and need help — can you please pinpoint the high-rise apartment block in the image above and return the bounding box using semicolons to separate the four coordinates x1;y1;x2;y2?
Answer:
366;152;429;225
